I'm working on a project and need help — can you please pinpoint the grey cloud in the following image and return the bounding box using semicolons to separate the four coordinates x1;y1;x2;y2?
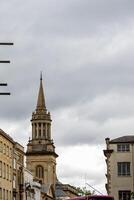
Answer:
57;165;104;185
1;1;134;193
1;0;134;40
0;0;134;144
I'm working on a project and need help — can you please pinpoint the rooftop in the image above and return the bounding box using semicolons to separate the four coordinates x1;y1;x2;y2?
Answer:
0;129;14;144
110;135;134;143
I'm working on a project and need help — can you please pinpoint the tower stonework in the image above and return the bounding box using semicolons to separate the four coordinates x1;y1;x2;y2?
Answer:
26;75;58;198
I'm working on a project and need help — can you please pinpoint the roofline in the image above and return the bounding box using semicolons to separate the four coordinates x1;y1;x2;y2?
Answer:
0;129;25;151
0;129;14;144
110;141;134;144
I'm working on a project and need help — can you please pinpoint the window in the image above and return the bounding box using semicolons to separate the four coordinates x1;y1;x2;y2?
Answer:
119;190;131;200
3;144;6;154
13;175;16;188
18;155;23;164
9;167;12;181
9;148;11;158
3;163;6;179
0;162;2;177
7;165;9;180
7;146;9;156
13;158;16;169
10;148;12;158
118;162;130;176
36;165;44;178
3;189;5;200
117;144;130;152
0;142;3;153
9;191;12;200
6;190;8;200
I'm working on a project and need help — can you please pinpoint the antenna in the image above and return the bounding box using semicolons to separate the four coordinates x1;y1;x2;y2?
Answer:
86;183;103;195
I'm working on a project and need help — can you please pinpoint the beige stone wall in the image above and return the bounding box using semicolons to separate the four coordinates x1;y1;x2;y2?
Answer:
26;154;56;186
0;133;13;199
0;131;25;200
13;144;25;200
107;143;134;200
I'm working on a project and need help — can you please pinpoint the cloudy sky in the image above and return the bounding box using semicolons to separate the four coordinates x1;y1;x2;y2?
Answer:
1;0;134;194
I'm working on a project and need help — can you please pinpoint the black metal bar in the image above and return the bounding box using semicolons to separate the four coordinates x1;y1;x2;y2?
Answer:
0;93;10;95
0;61;10;63
0;41;13;96
0;83;7;86
0;43;13;45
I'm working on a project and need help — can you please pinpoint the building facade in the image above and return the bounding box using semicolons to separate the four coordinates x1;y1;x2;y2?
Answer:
13;142;25;200
0;75;79;200
0;129;14;200
26;75;58;200
0;129;25;200
24;168;41;200
104;136;134;200
55;180;78;200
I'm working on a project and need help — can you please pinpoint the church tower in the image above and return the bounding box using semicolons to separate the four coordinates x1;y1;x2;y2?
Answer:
26;74;58;197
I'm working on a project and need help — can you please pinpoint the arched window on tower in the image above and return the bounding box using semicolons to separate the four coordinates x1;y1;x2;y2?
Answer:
36;165;44;178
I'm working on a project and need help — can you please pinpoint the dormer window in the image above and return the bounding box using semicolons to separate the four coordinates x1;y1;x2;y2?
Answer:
117;144;130;152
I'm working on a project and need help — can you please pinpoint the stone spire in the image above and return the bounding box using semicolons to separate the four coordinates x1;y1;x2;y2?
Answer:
31;73;52;141
36;72;47;112
26;74;58;195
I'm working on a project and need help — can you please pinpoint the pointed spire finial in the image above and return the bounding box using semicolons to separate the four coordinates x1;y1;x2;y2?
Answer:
40;71;42;81
36;72;47;112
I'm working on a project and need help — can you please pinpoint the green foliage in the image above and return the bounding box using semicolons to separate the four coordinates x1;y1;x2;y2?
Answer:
131;192;134;199
75;186;92;196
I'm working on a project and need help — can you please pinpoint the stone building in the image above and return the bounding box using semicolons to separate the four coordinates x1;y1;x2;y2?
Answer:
55;180;78;200
24;168;41;200
0;129;25;200
104;136;134;200
26;75;58;200
0;129;14;200
13;142;25;200
0;75;80;200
